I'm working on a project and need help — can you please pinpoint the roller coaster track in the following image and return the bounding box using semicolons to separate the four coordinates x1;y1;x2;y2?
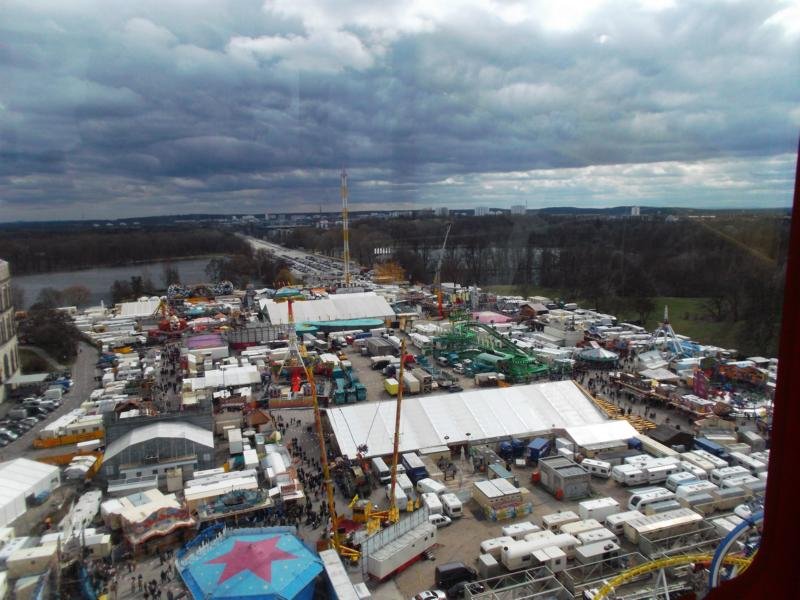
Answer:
591;553;753;600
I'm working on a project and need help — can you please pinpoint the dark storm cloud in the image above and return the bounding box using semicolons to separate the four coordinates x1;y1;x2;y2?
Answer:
0;0;798;219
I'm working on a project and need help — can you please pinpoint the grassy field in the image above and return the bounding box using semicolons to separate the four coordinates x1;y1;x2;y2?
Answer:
485;286;743;350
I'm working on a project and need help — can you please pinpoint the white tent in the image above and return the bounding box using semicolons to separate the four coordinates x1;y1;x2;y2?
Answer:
326;380;607;458
259;292;394;325
0;459;61;527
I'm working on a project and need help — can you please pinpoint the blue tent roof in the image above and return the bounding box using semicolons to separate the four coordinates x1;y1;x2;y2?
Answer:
180;529;322;600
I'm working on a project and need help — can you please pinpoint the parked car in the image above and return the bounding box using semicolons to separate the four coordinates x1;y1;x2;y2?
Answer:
0;429;19;441
428;514;453;528
448;385;464;393
412;591;447;600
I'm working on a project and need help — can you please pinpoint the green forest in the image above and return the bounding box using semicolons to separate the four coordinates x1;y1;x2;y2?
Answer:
275;214;790;356
0;227;249;275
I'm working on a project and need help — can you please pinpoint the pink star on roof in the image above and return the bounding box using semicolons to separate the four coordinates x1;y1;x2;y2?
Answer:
207;537;297;583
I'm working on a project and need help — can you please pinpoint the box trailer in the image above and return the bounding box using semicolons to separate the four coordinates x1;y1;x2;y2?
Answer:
401;372;421;394
367;523;437;580
401;453;428;484
502;521;540;541
527;438;552;462
541;511;580;532
227;428;243;455
578;498;620;522
605;510;644;536
694;437;728;457
371;457;392;485
416;478;446;496
441;493;463;518
575;541;621;565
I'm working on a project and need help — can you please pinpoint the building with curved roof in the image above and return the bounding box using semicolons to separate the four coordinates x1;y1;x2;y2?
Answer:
101;421;215;491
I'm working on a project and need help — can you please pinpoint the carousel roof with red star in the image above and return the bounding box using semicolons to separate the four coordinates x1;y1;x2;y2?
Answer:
180;529;322;600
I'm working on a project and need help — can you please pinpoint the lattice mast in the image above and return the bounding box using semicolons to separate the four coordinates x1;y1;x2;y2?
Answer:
341;169;351;286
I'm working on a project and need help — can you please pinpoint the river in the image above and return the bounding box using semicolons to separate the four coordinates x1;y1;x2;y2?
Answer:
13;258;215;308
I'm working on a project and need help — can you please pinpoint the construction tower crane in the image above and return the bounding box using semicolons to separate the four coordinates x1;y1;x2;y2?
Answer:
273;288;360;561
341;169;351;287
351;339;407;533
434;222;453;319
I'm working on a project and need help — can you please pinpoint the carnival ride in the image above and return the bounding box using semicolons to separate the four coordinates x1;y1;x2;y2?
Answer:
587;510;762;599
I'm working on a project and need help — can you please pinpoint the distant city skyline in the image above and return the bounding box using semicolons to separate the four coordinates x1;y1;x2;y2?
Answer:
1;1;798;221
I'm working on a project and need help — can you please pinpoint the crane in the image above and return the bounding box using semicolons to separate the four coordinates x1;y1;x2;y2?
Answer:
273;287;360;561
433;222;453;319
350;339;407;532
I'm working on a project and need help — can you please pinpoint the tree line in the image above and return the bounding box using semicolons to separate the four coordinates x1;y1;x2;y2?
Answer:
0;227;249;275
274;214;789;355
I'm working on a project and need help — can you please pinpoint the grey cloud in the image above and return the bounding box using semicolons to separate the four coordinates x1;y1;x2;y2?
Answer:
0;0;797;220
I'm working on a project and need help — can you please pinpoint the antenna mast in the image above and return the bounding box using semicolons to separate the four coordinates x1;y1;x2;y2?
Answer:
341;169;351;286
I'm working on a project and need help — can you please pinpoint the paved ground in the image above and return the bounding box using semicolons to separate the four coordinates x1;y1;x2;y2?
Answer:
0;340;99;462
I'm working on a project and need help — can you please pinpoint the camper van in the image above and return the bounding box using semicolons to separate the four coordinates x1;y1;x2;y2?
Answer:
680;461;708;480
581;459;612;478
371;457;392;485
605;511;644;536
644;463;681;484
720;474;761;490
441;493;463;518
500;534;579;570
612;464;648;486
728;452;768;476
674;481;719;500
666;472;699;493
709;466;751;487
628;488;676;511
541;511;581;532
421;492;443;515
480;536;516;559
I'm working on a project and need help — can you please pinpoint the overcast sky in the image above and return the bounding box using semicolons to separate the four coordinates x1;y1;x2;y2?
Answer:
1;0;798;220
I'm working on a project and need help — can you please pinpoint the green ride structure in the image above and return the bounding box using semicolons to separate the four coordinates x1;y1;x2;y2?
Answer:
431;311;549;383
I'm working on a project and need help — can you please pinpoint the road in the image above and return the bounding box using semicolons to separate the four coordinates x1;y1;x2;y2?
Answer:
241;235;360;282
0;340;99;462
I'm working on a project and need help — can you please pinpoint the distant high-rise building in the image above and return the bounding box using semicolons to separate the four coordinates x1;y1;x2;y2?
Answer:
631;206;641;217
510;205;526;215
474;206;489;216
435;207;450;217
0;259;20;404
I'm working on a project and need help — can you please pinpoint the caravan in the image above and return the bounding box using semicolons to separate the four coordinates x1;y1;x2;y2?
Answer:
612;464;648;486
628;488;676;511
581;459;612;478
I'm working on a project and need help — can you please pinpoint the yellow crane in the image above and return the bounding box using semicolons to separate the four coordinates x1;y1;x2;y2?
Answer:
273;287;360;561
350;340;409;532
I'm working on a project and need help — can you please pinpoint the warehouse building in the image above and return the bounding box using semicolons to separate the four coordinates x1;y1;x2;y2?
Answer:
325;380;609;459
0;458;61;528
